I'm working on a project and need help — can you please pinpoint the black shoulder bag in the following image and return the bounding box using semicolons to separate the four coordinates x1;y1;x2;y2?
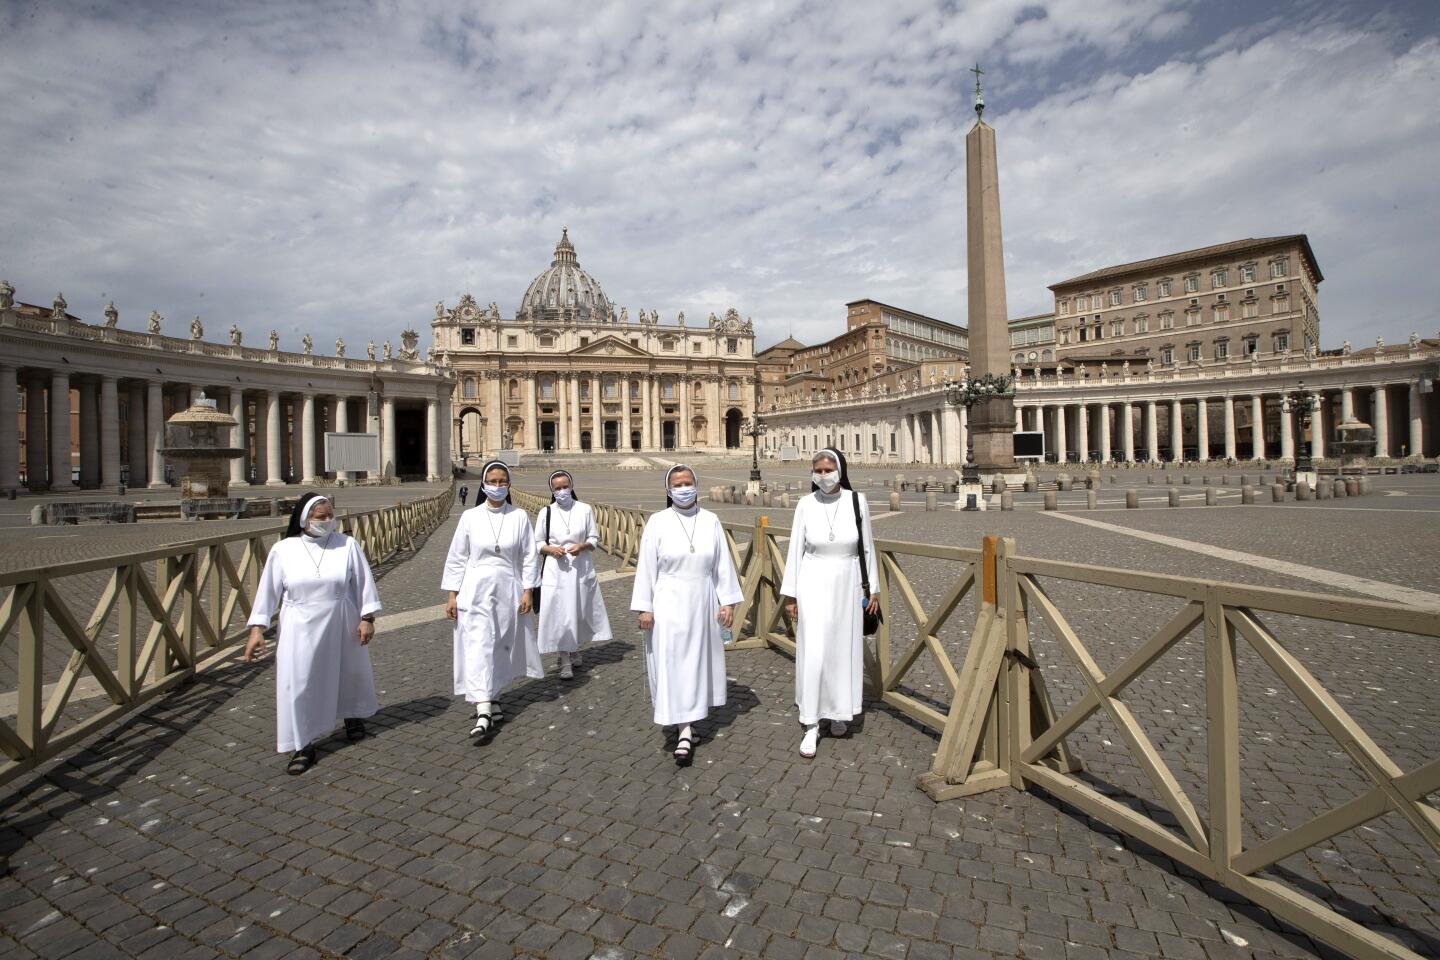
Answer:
534;506;551;613
851;491;882;636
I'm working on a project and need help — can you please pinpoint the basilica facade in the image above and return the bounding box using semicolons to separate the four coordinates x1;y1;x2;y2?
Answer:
434;230;758;459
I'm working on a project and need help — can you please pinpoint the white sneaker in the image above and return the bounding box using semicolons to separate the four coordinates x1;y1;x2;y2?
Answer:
559;659;574;679
799;726;818;758
829;721;848;737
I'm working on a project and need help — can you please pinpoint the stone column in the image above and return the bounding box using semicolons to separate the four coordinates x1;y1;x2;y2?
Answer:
1145;400;1159;462
1098;403;1111;463
1280;401;1294;462
960;406;969;462
1223;396;1237;460
1122;400;1135;462
1373;385;1389;458
1251;395;1266;460
50;370;75;490
0;365;18;491
382;395;397;478
1170;398;1183;461
591;376;603;449
78;378;100;488
1077;403;1089;463
287;397;303;482
1196;398;1209;461
1312;392;1326;460
679;377;691;449
26;375;48;489
230;389;248;485
264;390;284;486
148;380;167;488
1054;405;1067;462
943;405;962;463
424;397;439;480
301;394;318;483
638;375;651;450
1408;382;1422;458
333;394;349;482
127;382;148;486
1341;387;1354;425
100;377;120;491
552;374;567;451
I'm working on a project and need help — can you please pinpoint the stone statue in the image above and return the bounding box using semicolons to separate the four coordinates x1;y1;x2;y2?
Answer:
1409;331;1420;348
708;312;718;327
382;340;392;360
0;280;13;309
302;333;313;355
229;323;242;345
620;306;629;324
1122;359;1131;376
427;344;437;363
335;337;345;357
51;293;67;321
1375;337;1384;351
677;311;686;326
366;340;376;360
148;311;162;334
1342;339;1351;355
268;330;279;350
399;328;420;360
488;301;500;319
190;315;203;340
103;302;118;327
435;300;445;320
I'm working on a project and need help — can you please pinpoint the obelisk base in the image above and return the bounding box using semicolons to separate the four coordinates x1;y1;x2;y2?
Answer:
969;396;1017;474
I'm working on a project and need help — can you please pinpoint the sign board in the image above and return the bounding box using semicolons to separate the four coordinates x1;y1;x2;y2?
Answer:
325;432;380;472
495;449;522;467
1013;430;1045;461
779;444;799;461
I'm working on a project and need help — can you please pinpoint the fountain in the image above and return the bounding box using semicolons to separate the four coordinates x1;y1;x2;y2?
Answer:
1330;415;1378;475
161;393;246;519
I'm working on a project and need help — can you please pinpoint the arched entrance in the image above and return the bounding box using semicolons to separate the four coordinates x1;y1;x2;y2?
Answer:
725;408;743;449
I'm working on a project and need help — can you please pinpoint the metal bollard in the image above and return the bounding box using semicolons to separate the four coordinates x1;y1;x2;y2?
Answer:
1205;487;1217;506
1271;483;1285;502
1333;478;1347;499
1296;480;1312;501
925;491;937;512
889;491;901;511
1086;489;1097;510
1241;485;1255;504
1168;487;1180;507
1344;478;1359;497
1044;491;1057;511
1126;490;1139;509
1000;491;1013;511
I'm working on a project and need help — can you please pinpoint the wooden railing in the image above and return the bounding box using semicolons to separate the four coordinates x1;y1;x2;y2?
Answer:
0;485;454;789
569;493;1437;960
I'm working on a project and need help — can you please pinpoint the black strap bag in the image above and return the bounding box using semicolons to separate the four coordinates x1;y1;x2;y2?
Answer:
533;506;550;613
851;491;882;636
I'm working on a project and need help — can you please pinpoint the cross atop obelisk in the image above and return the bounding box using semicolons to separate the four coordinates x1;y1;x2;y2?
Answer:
964;66;1016;471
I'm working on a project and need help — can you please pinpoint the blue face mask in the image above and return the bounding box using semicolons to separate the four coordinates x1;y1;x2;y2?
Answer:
483;483;508;502
553;488;573;505
670;484;698;507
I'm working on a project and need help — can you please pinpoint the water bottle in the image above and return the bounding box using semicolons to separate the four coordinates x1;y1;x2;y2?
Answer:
721;626;734;644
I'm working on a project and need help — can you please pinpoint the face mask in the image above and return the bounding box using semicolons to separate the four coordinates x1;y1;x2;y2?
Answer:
813;472;840;493
483;484;508;502
553;488;573;505
670;484;698;507
306;519;337;537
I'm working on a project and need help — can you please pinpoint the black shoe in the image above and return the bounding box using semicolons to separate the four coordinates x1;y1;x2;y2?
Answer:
344;718;367;742
286;744;316;775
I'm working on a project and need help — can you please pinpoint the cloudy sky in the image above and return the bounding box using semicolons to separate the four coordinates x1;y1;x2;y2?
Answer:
1;0;1436;353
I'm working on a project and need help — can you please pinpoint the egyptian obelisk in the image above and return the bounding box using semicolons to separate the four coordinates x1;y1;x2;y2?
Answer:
964;65;1017;472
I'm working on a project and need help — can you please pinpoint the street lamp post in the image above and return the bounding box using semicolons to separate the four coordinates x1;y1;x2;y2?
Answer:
944;373;1014;510
742;416;767;493
1283;379;1318;488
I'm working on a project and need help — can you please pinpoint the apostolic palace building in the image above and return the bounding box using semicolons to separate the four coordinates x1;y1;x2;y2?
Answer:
2;230;1437;496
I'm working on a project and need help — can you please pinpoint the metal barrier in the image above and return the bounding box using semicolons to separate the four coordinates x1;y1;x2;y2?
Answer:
566;492;1436;960
0;485;454;788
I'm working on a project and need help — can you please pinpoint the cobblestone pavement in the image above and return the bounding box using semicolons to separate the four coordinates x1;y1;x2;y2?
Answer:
1;471;1437;959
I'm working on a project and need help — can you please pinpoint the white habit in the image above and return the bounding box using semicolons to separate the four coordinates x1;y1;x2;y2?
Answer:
534;500;613;654
442;503;542;702
779;490;879;726
247;533;381;753
630;506;744;726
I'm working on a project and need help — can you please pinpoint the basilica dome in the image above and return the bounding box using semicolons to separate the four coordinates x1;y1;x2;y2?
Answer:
517;228;613;324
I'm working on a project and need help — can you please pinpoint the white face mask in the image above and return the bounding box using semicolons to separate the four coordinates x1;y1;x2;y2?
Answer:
813;472;840;493
553;488;573;505
483;484;508;502
306;518;337;537
670;484;698;507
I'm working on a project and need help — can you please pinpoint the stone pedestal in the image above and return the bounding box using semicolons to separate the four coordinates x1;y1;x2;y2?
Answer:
969;396;1017;474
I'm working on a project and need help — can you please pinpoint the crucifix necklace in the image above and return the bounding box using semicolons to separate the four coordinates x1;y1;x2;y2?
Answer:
301;533;331;577
485;507;505;551
822;493;844;541
674;510;698;553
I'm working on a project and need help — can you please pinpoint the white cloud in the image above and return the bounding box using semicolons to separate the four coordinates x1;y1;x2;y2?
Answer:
0;0;1435;354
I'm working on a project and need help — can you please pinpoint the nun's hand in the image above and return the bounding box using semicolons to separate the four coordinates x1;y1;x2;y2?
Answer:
717;605;734;629
866;594;880;615
637;612;654;630
357;619;374;645
445;593;458;621
518;589;533;615
784;598;798;620
566;542;586;556
243;626;267;662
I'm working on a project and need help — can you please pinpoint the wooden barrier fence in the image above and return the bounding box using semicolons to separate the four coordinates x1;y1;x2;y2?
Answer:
0;485;454;789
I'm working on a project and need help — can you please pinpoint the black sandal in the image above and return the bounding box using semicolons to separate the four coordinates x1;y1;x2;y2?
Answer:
344;718;367;742
673;736;694;766
470;714;494;740
286;745;316;775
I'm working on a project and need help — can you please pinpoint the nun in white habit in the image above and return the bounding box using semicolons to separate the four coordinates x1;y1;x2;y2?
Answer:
779;448;879;759
442;460;542;740
535;470;612;679
245;493;381;774
630;464;743;764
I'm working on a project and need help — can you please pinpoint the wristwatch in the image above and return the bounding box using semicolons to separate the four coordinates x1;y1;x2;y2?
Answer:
361;614;375;623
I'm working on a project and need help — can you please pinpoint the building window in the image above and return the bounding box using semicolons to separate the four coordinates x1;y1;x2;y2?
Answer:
1241;263;1256;283
463;377;477;399
1184;275;1199;293
662;379;675;399
540;377;555;399
1215;341;1229;360
579;381;590;400
1271;259;1288;278
1109;290;1122;306
1188;344;1201;362
1273;295;1290;313
630;337;640;348
506;335;518;348
1159;312;1173;330
1161;348;1174;365
1186;311;1200;327
728;381;739;401
630;380;640;400
727;338;738;354
1058;300;1070;316
539;334;555;348
580;336;590;347
1134;283;1147;302
1211;269;1228;289
602;378;616;399
1157;279;1172;297
1276;333;1290;352
692;341;702;353
461;328;476;346
662;340;675;352
1110;320;1124;337
508;379;519;399
1242;301;1258;319
1214;306;1229;323
1135;316;1149;333
1078;327;1088;342
1243;336;1258;355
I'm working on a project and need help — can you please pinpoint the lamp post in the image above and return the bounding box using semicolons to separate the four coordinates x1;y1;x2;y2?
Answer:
741;416;767;493
944;373;1013;508
1282;380;1318;488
